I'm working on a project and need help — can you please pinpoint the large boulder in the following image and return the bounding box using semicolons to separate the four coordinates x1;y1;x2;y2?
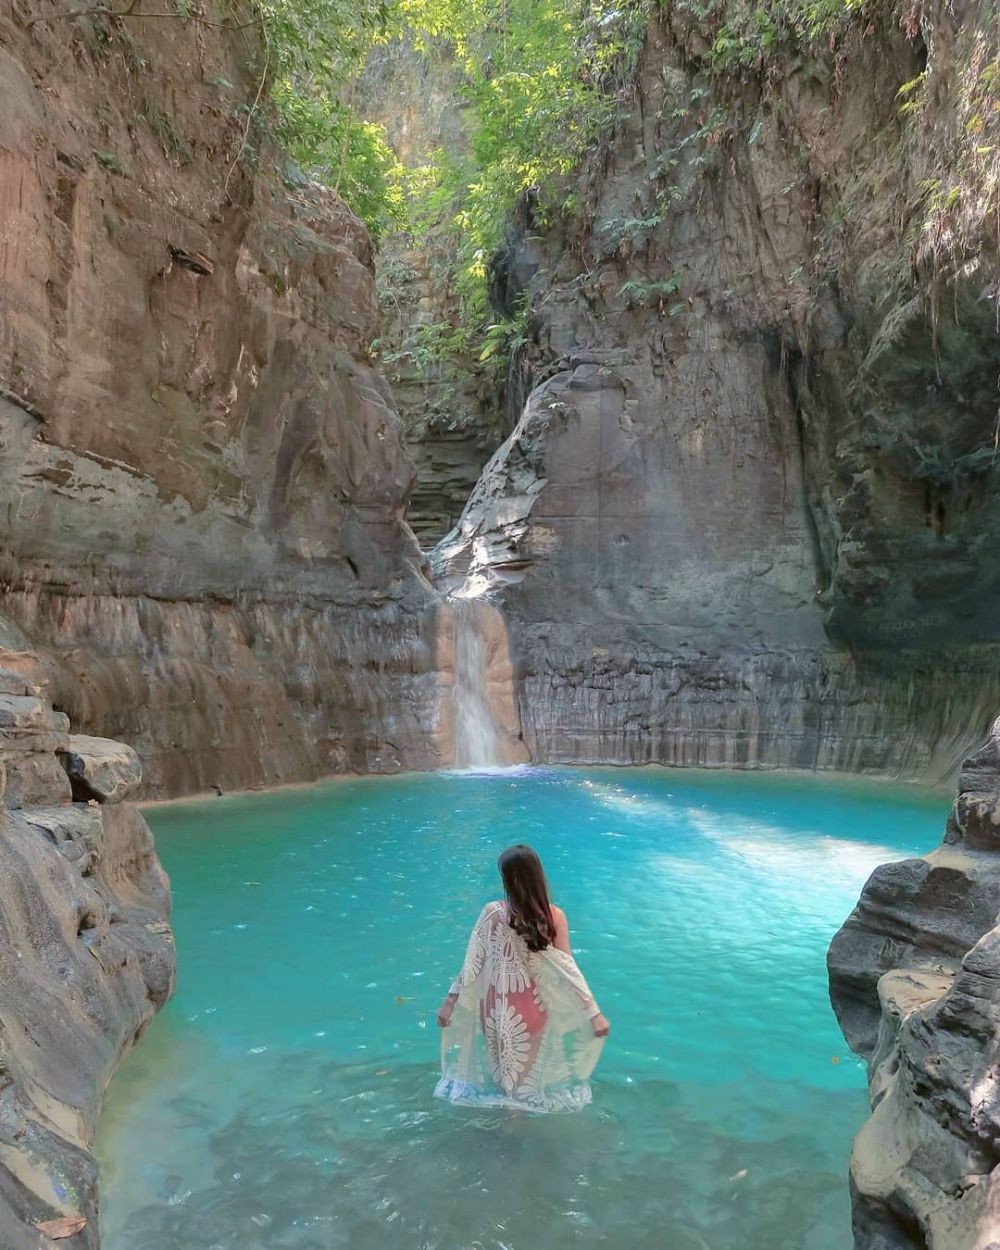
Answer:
58;734;142;804
829;716;1000;1248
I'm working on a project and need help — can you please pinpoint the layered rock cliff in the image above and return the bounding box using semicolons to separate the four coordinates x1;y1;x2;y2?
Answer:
829;718;1000;1249
435;0;1000;780
0;667;175;1249
0;5;446;799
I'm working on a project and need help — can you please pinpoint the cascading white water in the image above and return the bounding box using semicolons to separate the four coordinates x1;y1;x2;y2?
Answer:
451;599;504;769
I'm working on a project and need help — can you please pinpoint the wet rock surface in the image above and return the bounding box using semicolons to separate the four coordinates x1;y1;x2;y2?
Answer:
0;673;174;1249
829;718;1000;1248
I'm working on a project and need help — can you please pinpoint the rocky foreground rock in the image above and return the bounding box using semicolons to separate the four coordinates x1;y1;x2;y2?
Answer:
0;666;175;1249
829;718;1000;1248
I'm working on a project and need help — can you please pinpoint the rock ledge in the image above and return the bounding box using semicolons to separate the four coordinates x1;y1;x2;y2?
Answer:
0;671;175;1249
58;734;143;804
829;716;1000;1249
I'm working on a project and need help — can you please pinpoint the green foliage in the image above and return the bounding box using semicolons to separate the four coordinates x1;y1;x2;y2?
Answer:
378;318;476;377
250;0;652;257
479;303;532;363
271;82;406;238
908;42;1000;259
388;2;653;323
172;1;648;370
601;212;665;253
253;0;389;82
365;1;652;375
95;149;128;175
247;0;402;237
140;101;193;164
895;71;928;117
617;274;682;308
690;0;876;72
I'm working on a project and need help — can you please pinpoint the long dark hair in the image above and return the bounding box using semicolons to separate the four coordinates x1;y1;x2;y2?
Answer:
498;844;556;952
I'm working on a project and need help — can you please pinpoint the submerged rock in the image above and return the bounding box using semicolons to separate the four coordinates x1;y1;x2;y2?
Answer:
0;677;175;1248
829;717;1000;1249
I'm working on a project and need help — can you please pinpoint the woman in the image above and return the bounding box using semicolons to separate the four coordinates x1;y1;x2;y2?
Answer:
435;844;610;1111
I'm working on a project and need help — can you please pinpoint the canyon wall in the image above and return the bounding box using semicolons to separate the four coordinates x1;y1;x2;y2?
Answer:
0;6;447;799
435;0;1000;781
829;718;1000;1249
0;668;175;1249
7;0;993;797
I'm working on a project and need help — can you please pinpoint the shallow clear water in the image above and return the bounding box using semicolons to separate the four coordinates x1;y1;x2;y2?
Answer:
98;767;948;1250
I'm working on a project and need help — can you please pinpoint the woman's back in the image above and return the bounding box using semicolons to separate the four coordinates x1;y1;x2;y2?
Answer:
436;898;607;1111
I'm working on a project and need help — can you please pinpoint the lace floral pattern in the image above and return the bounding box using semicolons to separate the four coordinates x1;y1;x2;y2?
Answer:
488;913;532;995
437;901;605;1112
484;1000;532;1093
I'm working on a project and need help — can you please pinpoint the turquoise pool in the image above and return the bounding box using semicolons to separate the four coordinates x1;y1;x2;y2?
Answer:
97;767;948;1249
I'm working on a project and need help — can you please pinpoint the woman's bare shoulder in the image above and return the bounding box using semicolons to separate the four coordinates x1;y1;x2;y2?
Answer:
550;904;571;953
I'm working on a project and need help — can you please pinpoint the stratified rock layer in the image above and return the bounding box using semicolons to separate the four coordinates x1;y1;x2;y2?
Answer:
829;718;1000;1249
435;0;1000;780
0;669;175;1249
0;8;444;798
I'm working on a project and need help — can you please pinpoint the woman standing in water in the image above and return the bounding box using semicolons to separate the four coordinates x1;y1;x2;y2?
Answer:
436;844;610;1111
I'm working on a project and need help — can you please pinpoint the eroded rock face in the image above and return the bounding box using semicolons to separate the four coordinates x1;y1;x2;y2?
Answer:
434;0;1000;779
0;667;72;809
0;9;445;797
59;735;142;804
829;718;1000;1248
0;671;175;1249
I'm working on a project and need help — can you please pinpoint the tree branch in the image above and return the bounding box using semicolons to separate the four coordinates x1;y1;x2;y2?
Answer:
222;32;270;201
25;2;263;31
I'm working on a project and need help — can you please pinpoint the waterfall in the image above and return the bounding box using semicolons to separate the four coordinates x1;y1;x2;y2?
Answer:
451;600;504;769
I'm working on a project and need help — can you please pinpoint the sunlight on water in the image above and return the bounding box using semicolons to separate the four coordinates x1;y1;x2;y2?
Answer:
97;767;948;1250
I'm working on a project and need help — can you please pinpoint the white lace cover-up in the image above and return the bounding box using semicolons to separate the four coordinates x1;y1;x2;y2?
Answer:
435;901;605;1111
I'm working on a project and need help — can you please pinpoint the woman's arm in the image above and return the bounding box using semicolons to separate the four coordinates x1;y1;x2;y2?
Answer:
438;904;492;1027
551;905;610;1038
551;905;572;955
437;991;459;1028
